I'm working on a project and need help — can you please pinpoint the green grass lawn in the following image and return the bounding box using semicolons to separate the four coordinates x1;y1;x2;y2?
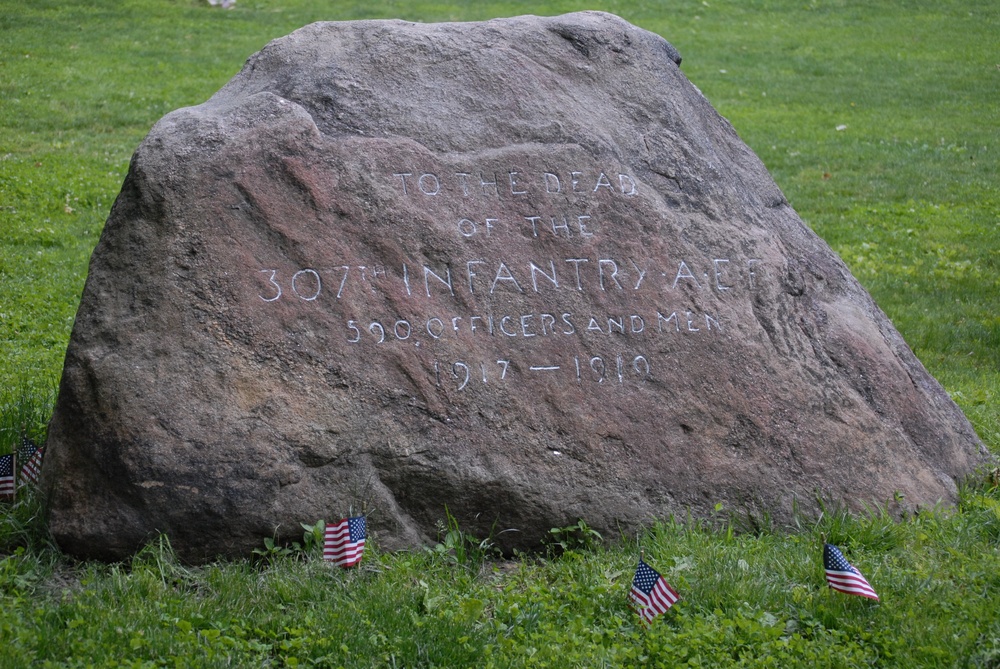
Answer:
1;0;998;666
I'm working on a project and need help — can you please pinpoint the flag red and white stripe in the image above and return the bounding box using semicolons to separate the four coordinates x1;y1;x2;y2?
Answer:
324;516;366;567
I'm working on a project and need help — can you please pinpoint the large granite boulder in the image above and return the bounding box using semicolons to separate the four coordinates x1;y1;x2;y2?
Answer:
43;11;987;562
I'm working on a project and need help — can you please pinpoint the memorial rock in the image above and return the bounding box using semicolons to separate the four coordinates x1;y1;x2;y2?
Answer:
43;12;987;562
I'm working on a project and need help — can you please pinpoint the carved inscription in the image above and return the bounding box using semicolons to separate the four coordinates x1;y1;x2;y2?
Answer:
254;167;768;391
392;170;639;199
259;257;759;301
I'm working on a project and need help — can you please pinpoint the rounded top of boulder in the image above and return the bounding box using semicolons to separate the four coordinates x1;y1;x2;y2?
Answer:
212;11;682;150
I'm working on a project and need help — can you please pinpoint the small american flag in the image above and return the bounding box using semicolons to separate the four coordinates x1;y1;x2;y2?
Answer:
20;446;45;487
629;558;680;623
824;543;879;600
0;454;15;500
324;516;366;567
17;434;43;486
